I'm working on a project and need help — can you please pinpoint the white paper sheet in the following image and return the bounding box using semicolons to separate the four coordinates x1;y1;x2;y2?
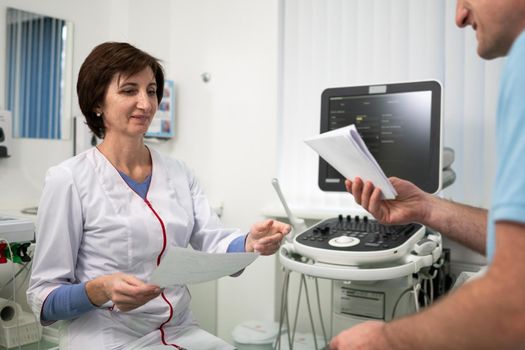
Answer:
304;124;397;199
149;247;259;287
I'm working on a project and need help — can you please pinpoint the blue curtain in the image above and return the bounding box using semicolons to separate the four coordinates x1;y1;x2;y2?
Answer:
6;9;65;139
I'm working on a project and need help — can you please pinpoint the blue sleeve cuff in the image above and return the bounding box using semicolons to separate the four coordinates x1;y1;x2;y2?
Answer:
227;234;247;253
41;282;97;321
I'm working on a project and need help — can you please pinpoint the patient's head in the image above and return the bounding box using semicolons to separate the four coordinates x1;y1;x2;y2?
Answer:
77;42;165;138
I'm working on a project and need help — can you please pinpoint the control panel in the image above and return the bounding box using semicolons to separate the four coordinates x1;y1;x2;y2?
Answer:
293;215;425;266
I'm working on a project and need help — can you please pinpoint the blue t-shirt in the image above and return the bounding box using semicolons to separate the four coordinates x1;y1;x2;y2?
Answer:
487;30;525;261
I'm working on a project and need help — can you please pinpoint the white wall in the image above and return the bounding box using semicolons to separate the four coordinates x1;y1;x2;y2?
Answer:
165;0;280;342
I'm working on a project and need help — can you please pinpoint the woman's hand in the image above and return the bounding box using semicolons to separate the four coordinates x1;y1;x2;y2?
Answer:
86;273;161;312
346;176;430;225
245;219;291;255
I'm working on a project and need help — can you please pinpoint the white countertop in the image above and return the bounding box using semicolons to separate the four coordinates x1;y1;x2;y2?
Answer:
0;201;38;224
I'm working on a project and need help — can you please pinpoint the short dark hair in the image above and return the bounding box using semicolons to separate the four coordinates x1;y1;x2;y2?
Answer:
77;42;165;138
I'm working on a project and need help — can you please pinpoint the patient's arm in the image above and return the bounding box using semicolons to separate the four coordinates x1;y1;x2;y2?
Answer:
421;195;486;254
347;176;487;254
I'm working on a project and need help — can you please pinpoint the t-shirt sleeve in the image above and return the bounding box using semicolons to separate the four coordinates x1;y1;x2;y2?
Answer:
492;33;525;224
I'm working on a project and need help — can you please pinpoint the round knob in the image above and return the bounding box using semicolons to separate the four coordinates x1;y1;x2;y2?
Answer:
328;235;360;248
335;236;353;244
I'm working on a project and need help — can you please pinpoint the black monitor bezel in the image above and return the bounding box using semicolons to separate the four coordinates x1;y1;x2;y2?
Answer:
318;80;442;193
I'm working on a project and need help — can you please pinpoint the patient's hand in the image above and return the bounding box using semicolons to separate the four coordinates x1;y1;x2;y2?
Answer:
329;320;390;349
346;176;429;225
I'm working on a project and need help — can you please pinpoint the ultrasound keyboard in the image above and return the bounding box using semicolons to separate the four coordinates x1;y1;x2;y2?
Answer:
293;215;425;266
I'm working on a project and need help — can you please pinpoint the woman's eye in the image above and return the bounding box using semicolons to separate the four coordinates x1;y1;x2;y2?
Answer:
121;89;136;95
148;90;157;96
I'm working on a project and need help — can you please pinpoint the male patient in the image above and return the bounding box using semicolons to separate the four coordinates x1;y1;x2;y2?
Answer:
330;0;525;348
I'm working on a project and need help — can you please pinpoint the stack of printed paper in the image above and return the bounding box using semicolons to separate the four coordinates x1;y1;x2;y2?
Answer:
305;124;397;199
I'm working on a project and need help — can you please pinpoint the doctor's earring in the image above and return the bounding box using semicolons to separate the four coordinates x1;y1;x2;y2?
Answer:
96;112;102;117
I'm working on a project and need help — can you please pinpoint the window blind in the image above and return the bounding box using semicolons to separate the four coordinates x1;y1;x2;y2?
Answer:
6;8;67;139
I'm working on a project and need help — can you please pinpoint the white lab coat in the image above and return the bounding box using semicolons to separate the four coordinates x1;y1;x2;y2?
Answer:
27;147;243;350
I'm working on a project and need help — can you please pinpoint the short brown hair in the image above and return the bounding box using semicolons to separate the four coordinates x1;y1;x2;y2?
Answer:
77;42;165;138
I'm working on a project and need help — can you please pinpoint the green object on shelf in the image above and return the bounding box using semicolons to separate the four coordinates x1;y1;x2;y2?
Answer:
4;243;23;264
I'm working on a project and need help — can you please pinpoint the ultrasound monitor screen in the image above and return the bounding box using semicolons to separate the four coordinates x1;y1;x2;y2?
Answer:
319;81;441;193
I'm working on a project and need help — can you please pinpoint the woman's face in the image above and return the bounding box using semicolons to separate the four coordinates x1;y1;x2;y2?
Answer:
97;67;158;139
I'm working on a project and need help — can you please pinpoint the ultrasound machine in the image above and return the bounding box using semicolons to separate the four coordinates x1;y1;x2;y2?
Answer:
274;81;453;349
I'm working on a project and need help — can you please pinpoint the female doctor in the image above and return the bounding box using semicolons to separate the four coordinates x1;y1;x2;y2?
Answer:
27;42;290;350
